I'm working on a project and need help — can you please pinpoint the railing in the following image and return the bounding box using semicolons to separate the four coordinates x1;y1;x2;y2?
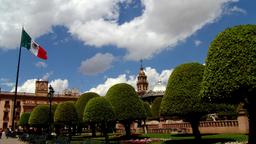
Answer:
163;122;191;128
161;120;238;129
4;104;10;108
199;120;238;127
3;117;9;121
147;124;159;129
147;120;239;134
4;108;10;112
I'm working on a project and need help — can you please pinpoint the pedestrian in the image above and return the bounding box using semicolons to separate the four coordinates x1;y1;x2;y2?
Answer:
0;129;2;139
5;128;9;139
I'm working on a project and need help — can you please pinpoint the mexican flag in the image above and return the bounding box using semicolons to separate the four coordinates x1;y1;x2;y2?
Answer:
21;29;47;60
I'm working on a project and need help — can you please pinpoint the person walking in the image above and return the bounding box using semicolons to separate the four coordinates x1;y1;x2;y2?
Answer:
5;128;9;139
0;129;2;139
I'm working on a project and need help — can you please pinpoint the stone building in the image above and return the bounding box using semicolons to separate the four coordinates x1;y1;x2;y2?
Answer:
0;80;79;129
136;63;165;103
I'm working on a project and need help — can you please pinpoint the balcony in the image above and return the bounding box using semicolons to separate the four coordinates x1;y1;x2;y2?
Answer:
4;107;10;112
16;107;21;112
4;104;10;108
3;117;9;121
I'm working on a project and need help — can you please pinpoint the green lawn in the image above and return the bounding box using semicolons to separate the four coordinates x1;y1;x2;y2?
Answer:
142;133;247;144
68;133;247;144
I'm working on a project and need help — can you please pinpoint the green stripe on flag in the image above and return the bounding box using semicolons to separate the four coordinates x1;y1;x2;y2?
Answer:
21;29;31;49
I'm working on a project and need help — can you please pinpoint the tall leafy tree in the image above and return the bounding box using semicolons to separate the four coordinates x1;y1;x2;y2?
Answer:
84;97;115;142
106;83;146;137
54;101;78;139
19;112;30;131
76;92;100;123
201;25;256;144
29;105;50;132
143;102;152;134
75;92;100;136
151;97;162;120
161;63;205;142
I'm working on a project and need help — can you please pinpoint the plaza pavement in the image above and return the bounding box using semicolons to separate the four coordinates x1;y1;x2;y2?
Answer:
0;137;25;144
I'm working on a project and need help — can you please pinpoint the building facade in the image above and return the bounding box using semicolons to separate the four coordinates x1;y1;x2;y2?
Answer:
136;63;165;103
0;80;79;129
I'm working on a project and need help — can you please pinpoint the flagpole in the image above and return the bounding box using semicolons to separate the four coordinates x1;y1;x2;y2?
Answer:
11;27;23;131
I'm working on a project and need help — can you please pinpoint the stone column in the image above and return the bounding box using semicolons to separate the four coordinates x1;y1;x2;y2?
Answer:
237;109;249;134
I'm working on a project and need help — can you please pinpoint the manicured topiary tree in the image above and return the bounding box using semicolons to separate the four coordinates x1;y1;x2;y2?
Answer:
143;102;152;118
106;83;146;137
84;97;115;141
201;25;256;144
151;97;162;120
75;92;100;136
29;105;49;132
161;63;205;142
76;92;100;122
143;102;152;134
54;101;78;139
19;112;30;131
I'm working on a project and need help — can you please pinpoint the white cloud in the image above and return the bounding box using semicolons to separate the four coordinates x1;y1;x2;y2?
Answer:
11;79;37;93
194;40;202;46
225;6;247;14
0;0;238;60
11;78;69;94
49;79;69;94
42;72;53;81
79;53;115;75
88;67;173;96
35;62;47;68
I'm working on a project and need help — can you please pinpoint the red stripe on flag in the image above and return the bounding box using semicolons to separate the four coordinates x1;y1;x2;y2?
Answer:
38;46;47;60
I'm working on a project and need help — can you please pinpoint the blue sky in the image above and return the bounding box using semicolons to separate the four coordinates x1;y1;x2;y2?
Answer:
0;0;255;95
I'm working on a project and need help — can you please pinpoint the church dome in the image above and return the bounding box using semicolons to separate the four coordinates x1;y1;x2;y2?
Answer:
153;80;166;92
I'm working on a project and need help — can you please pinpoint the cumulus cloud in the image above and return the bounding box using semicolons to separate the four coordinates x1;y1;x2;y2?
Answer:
42;72;53;81
35;62;47;68
49;79;69;94
0;0;239;60
225;6;247;14
194;40;202;46
79;53;115;75
11;78;69;94
11;79;37;93
88;67;173;96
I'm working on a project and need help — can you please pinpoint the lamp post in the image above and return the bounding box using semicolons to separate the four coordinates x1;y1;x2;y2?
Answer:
48;85;54;136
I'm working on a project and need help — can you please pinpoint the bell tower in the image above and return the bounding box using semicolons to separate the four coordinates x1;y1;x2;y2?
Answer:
137;60;148;96
35;80;48;96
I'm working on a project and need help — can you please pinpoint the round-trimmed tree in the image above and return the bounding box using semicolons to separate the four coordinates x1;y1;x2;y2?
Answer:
201;24;256;144
161;63;205;141
29;105;49;130
151;97;162;120
84;97;115;141
75;92;100;135
143;102;152;134
105;83;145;137
76;92;100;123
19;112;30;131
54;101;78;139
143;102;152;118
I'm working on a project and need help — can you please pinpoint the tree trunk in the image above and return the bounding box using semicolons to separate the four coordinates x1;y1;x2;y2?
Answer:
247;95;256;144
190;120;201;143
91;123;96;137
103;122;109;144
68;125;72;141
124;121;131;137
143;119;147;134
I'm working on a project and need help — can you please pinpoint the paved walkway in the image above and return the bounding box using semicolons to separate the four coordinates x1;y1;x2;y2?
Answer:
0;137;25;144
